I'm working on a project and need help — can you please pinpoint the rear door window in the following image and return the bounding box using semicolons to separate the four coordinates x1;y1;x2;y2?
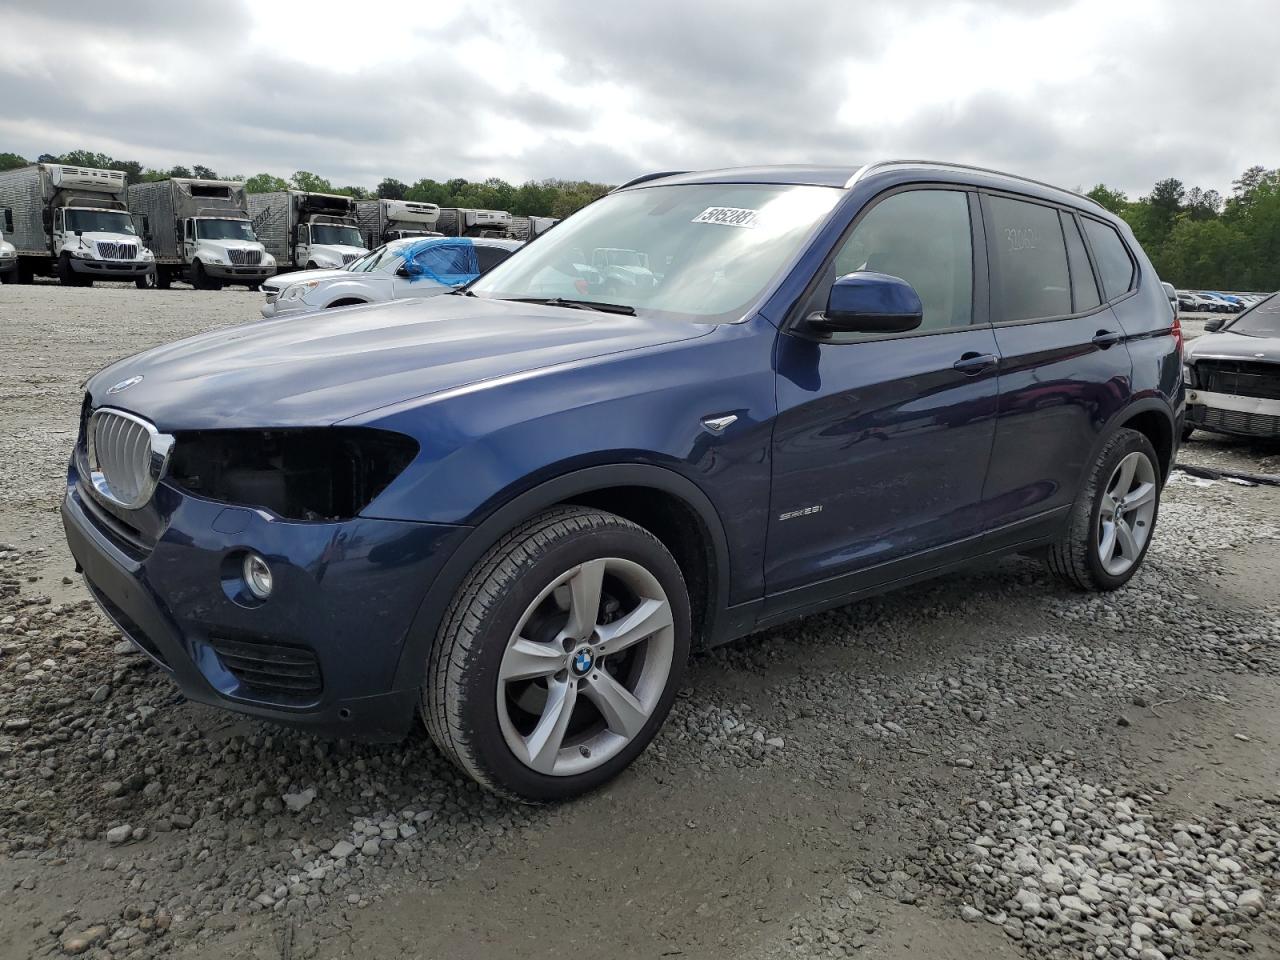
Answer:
1061;213;1101;312
1081;218;1136;301
476;244;513;273
985;195;1072;322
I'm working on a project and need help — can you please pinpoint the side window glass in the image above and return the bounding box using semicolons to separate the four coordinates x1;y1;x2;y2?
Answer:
1081;218;1135;301
412;244;476;279
986;196;1072;322
476;245;512;273
1061;213;1101;312
818;190;973;332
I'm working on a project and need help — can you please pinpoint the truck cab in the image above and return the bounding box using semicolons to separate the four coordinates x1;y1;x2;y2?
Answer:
175;214;273;290
296;219;366;270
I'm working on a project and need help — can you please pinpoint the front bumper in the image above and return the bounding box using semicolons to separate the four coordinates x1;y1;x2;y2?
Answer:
260;297;316;320
1186;388;1280;438
71;258;152;277
206;263;275;280
61;460;468;740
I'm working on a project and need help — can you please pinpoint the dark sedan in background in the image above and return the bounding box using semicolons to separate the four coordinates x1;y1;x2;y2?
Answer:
1184;293;1280;439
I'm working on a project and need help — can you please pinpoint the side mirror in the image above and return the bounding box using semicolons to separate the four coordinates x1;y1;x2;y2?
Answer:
807;272;923;335
1204;317;1225;332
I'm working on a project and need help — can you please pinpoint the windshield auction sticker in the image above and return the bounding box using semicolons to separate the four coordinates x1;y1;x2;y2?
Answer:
692;206;759;228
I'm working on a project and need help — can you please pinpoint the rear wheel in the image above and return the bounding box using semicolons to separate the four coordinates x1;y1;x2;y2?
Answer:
423;506;690;802
1047;428;1161;591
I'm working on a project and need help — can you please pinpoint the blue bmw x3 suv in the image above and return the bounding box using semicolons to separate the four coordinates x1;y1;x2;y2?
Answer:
63;161;1184;801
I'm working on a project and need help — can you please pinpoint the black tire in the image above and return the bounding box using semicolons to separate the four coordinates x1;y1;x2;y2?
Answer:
135;273;153;290
191;260;222;291
423;506;691;802
154;269;171;290
57;253;80;287
246;283;261;292
16;261;34;284
1046;428;1161;591
1181;424;1195;442
325;298;366;309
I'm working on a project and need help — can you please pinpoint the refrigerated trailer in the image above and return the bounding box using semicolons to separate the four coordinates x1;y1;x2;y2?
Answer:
246;191;367;272
356;199;441;248
0;164;154;286
435;207;513;238
128;178;276;289
510;215;558;241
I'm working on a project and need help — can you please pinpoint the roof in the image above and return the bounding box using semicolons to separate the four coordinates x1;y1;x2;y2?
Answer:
618;160;1101;211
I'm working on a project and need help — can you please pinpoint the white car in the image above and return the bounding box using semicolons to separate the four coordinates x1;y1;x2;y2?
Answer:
260;235;522;319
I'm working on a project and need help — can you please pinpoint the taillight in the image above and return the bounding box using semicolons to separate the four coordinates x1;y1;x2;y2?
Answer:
1171;315;1183;355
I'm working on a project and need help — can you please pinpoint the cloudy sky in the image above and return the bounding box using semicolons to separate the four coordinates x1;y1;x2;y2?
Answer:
0;0;1275;198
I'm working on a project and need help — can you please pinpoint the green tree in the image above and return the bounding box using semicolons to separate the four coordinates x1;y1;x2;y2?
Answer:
1086;184;1128;215
290;170;334;193
377;177;408;200
244;173;290;193
0;152;28;172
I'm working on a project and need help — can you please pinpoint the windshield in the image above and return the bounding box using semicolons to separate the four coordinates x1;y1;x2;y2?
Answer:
346;240;414;273
197;218;256;241
469;183;842;320
65;209;136;236
1224;294;1280;338
311;224;363;247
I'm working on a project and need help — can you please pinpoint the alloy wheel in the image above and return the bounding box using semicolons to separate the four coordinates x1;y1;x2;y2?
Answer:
496;557;675;777
1097;451;1157;576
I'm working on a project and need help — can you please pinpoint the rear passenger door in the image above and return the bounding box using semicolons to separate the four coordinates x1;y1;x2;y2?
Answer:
980;194;1133;536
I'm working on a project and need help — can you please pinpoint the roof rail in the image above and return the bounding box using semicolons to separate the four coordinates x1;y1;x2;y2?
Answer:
845;159;1102;209
613;170;689;191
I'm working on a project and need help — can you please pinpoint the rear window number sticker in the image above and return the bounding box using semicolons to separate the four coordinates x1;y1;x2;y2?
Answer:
692;207;758;228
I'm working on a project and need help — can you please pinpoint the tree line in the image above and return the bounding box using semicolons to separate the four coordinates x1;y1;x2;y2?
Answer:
1086;166;1279;291
0;149;612;221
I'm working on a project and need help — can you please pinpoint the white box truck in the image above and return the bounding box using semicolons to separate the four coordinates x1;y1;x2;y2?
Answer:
356;199;441;248
246;190;367;272
128;178;277;290
510;215;558;242
435;207;513;238
0;163;154;286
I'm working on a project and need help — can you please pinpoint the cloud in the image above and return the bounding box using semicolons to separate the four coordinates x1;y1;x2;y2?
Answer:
0;0;1275;196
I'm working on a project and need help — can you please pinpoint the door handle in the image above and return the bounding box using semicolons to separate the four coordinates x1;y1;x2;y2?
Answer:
953;352;999;375
1092;329;1123;348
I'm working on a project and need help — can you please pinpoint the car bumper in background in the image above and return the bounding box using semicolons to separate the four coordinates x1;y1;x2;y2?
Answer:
1186;388;1280;438
61;459;468;740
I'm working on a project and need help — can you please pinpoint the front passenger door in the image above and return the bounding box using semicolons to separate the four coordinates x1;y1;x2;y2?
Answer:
766;188;1002;606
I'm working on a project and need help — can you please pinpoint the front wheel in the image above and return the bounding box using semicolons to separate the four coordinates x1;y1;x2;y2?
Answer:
423;506;690;802
1046;428;1161;591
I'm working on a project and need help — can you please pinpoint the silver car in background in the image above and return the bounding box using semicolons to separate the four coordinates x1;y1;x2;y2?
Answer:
1184;292;1280;439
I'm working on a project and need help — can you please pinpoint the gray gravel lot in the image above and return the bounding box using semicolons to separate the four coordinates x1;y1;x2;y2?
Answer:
0;282;1277;959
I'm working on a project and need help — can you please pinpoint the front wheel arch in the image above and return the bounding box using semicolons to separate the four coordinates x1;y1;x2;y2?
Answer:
390;463;733;693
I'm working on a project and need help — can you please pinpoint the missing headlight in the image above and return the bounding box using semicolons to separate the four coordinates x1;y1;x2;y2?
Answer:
166;428;418;521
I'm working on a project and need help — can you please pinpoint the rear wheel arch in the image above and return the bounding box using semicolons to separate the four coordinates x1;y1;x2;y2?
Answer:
1113;402;1175;480
392;464;732;692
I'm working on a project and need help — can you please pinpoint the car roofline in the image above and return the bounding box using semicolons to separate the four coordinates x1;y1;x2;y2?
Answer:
845;159;1103;209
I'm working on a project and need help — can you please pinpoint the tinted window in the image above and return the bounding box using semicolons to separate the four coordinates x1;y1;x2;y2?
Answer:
1061;213;1101;312
822;189;973;332
986;196;1071;322
476;245;512;272
1082;218;1135;300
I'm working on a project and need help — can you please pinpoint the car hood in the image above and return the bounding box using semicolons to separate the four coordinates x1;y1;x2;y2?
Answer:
264;267;350;290
87;295;714;430
1186;331;1280;362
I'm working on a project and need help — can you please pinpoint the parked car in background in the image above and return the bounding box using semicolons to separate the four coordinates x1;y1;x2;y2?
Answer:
260;235;521;319
1184;292;1280;439
62;161;1182;802
1162;281;1178;319
0;209;15;282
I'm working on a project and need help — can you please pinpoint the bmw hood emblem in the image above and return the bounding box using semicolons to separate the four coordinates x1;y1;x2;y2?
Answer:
571;649;594;676
106;375;144;395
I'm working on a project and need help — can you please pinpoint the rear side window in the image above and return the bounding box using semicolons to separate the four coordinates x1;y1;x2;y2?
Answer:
476;245;512;273
413;244;476;277
985;196;1071;322
1081;218;1136;300
1061;213;1101;312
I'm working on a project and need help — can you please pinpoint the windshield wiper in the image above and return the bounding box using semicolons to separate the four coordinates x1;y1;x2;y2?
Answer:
505;296;636;316
448;288;476;297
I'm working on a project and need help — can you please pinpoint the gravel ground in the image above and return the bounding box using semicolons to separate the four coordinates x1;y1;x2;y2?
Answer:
0;282;1277;959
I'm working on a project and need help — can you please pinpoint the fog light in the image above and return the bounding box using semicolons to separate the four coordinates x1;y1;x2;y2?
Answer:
243;553;273;600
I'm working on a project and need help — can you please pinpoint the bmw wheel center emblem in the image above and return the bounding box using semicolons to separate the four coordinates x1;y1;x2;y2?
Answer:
572;648;594;677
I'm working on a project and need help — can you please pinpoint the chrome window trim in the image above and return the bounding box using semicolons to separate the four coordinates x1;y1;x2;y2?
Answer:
86;407;175;511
